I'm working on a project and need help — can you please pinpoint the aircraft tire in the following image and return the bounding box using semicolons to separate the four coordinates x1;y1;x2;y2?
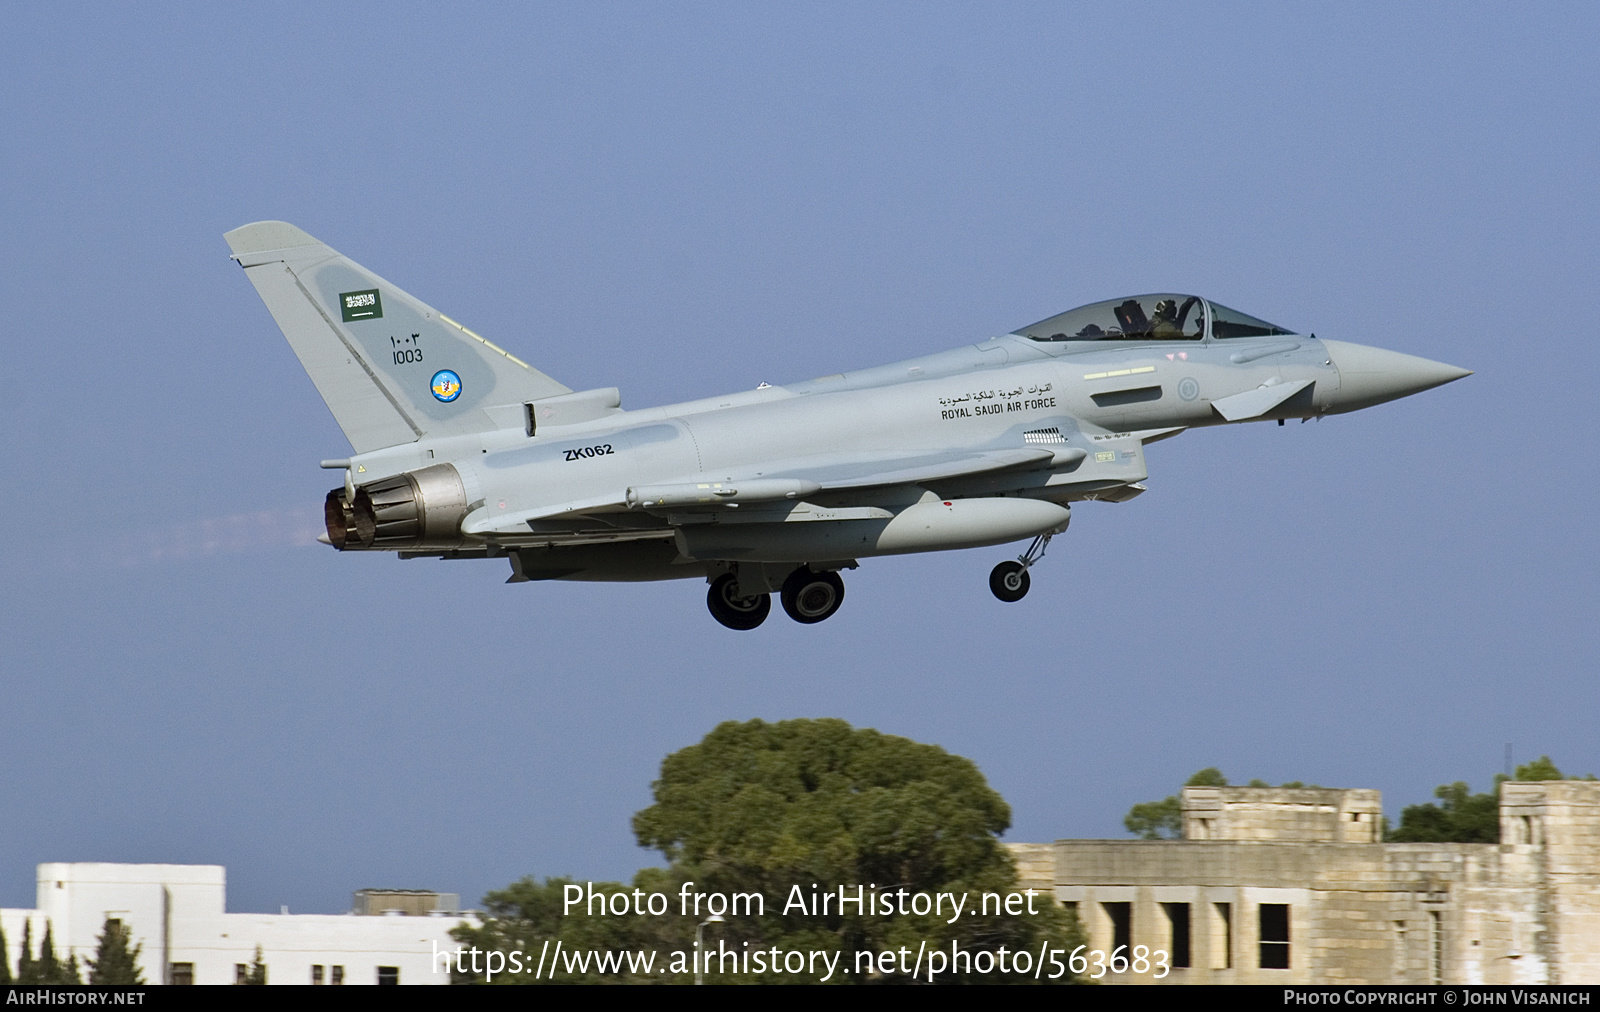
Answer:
707;574;771;630
989;561;1030;602
780;568;845;624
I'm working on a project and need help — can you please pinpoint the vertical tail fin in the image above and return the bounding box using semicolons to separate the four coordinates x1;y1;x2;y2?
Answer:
225;221;570;453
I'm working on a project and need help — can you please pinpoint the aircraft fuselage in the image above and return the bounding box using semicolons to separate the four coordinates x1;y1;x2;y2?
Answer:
226;222;1468;626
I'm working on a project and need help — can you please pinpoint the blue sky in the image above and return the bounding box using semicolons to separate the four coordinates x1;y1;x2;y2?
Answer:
2;4;1595;914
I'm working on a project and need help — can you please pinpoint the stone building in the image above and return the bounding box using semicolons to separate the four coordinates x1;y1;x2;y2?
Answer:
1009;781;1600;985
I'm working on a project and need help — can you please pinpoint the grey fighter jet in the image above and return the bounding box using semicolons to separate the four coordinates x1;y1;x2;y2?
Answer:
226;222;1470;629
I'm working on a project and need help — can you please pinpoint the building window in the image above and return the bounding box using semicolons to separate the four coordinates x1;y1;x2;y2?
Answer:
1214;902;1233;969
169;963;194;985
331;965;345;985
377;965;400;985
1102;902;1131;961
1259;904;1290;969
312;964;325;985
1518;815;1541;845
1430;911;1443;984
1162;903;1191;968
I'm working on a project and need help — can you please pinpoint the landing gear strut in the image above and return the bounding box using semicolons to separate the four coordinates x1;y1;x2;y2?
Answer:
990;533;1053;603
706;573;771;630
780;567;846;624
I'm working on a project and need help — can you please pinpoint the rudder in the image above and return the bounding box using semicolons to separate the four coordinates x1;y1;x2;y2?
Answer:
225;221;570;453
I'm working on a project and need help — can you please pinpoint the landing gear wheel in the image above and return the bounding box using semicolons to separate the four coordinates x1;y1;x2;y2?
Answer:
990;560;1030;602
707;573;771;630
780;568;846;624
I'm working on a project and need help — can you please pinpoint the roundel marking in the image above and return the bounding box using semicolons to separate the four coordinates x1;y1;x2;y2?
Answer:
430;370;462;402
1177;377;1200;402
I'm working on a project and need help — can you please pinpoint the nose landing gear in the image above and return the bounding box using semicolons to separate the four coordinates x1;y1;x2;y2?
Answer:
989;561;1030;602
990;533;1053;603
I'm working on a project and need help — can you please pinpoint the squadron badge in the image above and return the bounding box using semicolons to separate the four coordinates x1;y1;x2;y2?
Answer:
430;369;462;402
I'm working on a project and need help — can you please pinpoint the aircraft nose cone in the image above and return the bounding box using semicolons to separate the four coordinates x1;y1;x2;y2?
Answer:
1322;339;1472;413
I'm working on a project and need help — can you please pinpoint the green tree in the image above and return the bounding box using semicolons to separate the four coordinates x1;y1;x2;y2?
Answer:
87;919;145;985
450;875;666;984
1124;767;1228;839
15;921;35;983
1388;756;1596;843
634;718;1082;983
456;719;1085;984
242;945;267;984
35;923;59;984
12;921;82;984
0;924;10;984
1388;781;1501;842
1512;755;1596;782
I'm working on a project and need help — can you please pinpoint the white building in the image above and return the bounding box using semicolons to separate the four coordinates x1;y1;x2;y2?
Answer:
0;864;475;985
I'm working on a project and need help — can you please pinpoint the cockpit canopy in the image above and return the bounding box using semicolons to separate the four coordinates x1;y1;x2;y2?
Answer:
1015;294;1296;342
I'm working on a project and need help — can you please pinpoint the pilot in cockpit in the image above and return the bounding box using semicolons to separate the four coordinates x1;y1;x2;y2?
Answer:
1150;298;1185;339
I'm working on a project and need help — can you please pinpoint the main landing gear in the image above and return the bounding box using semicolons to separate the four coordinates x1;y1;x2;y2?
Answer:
990;533;1053;603
780;567;845;625
707;573;771;630
706;566;846;630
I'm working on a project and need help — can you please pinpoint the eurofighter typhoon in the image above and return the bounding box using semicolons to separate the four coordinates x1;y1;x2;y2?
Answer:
226;222;1470;629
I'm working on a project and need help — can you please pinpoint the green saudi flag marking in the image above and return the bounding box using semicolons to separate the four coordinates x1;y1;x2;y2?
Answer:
340;289;383;322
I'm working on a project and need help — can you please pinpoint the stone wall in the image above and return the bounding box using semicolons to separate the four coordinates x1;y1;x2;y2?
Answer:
1009;781;1600;984
1182;786;1382;843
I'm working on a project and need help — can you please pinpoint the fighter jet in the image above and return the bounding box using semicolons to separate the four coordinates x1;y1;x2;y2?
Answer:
226;221;1470;629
